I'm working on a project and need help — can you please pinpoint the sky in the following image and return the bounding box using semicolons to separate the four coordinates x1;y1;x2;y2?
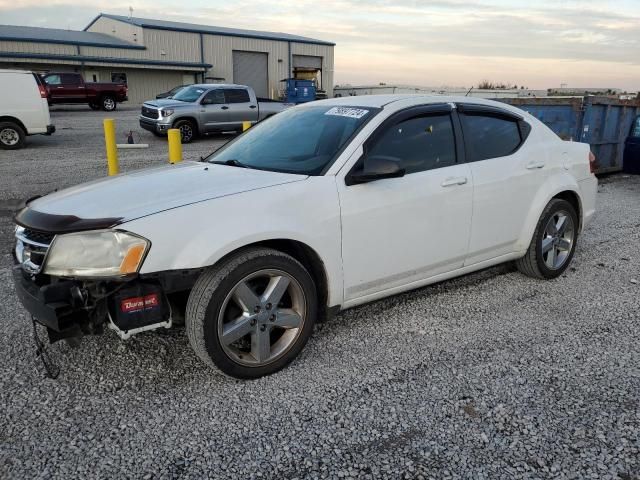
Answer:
1;0;639;91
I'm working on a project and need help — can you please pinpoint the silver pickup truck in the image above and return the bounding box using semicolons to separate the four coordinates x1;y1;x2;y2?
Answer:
139;84;290;143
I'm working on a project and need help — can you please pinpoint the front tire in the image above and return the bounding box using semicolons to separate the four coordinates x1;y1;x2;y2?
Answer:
173;119;196;143
0;121;26;150
516;198;578;279
185;248;317;379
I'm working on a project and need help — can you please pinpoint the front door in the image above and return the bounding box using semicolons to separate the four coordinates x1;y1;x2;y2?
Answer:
200;89;231;132
338;107;473;302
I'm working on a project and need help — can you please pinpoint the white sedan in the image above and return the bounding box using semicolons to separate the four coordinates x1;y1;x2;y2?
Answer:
13;95;597;378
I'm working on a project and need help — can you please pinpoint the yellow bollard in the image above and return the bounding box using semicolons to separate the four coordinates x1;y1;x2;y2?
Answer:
242;121;252;132
103;118;119;176
167;128;183;163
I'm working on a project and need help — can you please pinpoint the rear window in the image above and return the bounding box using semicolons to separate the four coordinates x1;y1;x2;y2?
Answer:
460;114;522;161
61;74;81;85
224;89;250;103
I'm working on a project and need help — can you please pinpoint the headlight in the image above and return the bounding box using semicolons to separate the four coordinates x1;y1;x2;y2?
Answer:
44;230;150;278
161;109;174;117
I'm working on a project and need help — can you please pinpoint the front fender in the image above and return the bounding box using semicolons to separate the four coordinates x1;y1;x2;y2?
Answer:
516;172;582;254
121;177;344;307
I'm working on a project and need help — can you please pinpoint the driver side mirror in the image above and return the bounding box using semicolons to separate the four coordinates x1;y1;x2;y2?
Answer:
346;155;405;186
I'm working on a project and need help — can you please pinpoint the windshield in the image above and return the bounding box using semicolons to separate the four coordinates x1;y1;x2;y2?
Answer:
206;105;378;175
172;86;206;102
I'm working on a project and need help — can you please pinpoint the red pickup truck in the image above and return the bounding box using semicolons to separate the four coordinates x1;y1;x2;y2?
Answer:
41;72;128;111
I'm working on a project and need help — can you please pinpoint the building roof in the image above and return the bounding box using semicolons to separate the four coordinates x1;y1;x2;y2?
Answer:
87;13;335;46
0;24;144;49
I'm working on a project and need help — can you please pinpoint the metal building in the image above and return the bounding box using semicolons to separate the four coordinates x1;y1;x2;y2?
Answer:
0;13;335;103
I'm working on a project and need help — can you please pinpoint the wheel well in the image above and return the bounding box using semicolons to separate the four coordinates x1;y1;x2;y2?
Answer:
225;239;330;320
173;117;199;132
553;190;582;230
0;116;26;133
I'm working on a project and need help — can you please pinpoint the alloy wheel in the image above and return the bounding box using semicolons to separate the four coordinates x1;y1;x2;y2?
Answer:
541;210;575;269
179;124;193;142
217;269;306;367
103;98;115;110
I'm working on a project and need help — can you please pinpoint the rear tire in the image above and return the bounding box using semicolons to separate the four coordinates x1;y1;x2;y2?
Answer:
0;121;26;150
101;95;116;111
185;247;317;379
516;198;578;279
173;119;196;143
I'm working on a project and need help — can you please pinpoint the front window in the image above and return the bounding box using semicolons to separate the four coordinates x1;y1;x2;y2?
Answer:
172;86;207;103
206;105;378;175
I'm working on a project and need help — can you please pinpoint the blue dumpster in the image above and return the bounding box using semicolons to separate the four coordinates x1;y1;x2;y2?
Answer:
283;79;316;104
500;96;640;173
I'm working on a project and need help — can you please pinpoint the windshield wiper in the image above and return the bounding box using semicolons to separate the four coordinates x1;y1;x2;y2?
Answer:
211;159;249;168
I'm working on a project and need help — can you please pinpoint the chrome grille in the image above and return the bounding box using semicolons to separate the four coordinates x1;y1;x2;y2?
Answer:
141;106;159;119
15;226;54;274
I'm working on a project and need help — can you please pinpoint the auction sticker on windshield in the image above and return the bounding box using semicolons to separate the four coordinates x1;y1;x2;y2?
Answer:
325;107;369;119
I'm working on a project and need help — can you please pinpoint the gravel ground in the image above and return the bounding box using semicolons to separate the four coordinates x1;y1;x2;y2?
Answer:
0;108;639;479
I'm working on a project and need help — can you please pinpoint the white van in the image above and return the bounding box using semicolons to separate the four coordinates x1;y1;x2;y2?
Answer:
0;69;55;149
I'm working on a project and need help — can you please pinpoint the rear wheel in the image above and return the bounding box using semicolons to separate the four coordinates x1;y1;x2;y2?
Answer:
174;119;196;143
0;122;26;150
516;198;578;279
185;247;317;378
101;95;116;111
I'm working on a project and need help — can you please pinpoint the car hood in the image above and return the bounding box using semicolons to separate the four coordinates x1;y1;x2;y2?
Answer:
143;99;193;109
25;162;307;228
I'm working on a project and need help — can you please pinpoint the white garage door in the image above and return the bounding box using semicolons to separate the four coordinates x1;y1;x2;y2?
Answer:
233;51;269;98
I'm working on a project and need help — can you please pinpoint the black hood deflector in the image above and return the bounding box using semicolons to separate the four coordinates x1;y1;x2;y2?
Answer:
14;207;123;234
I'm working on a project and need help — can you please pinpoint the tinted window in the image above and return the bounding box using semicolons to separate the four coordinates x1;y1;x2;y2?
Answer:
44;74;61;85
225;89;250;103
367;114;456;174
61;74;81;85
207;105;377;175
202;89;226;105
461;114;522;161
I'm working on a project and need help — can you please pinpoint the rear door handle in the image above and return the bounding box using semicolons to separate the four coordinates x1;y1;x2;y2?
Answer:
526;161;545;170
441;176;468;187
249;105;257;109
221;106;229;110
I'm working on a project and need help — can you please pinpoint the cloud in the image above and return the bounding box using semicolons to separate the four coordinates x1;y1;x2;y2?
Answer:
0;0;638;90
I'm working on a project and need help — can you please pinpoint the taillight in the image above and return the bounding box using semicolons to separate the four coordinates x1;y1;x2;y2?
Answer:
588;151;596;174
38;85;48;98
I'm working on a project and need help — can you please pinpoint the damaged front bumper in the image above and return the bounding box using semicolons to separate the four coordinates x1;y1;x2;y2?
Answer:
12;264;176;343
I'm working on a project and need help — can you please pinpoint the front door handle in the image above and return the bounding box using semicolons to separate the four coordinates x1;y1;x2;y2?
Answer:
526;161;545;170
441;176;468;187
221;106;229;110
249;105;257;109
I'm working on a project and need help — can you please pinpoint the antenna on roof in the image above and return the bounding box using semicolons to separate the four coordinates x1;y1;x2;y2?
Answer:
128;6;133;20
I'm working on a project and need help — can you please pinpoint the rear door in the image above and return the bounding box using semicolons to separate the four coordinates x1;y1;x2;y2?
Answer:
457;104;551;265
224;88;258;127
338;105;473;302
59;74;86;103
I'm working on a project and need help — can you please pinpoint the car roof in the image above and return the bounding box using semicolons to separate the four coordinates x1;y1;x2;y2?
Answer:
308;94;519;111
188;84;248;89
